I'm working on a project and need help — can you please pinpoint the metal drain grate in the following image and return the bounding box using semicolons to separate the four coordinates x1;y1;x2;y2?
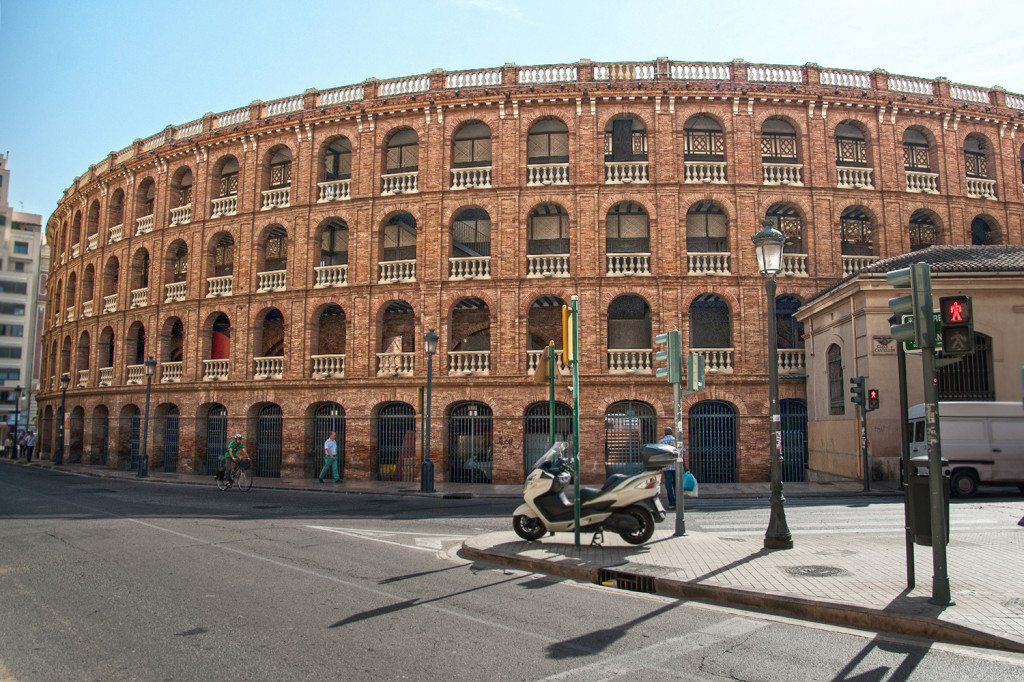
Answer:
783;565;849;578
596;568;656;593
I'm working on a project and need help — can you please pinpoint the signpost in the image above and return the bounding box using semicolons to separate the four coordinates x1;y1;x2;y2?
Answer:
562;299;581;548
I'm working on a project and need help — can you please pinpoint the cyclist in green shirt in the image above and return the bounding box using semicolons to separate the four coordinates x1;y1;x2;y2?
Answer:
223;434;246;485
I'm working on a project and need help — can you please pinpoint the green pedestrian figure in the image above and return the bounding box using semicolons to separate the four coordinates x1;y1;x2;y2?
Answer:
318;431;341;483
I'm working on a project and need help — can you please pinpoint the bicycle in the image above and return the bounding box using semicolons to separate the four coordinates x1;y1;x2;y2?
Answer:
216;459;252;492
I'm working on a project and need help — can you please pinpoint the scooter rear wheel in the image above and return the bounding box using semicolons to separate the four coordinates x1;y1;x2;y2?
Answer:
618;506;655;545
513;514;547;541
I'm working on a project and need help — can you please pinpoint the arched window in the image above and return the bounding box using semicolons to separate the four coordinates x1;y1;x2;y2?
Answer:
214;156;239;198
167;241;188;284
66;272;77;309
323;137;352;181
71;211;82;248
839;206;874;257
136;178;155;218
604;114;647;162
835;121;868;167
318;219;349;267
261;225;288;273
86;200;100;241
378;301;415;377
775;295;804;350
827;344;844;415
126;322;146;365
312;305;346;378
761;119;798;163
451;208;491;258
605;202;649;255
607;295;651;373
381;213;417;262
765;203;804;254
76;331;91;373
162;317;184;363
102;256;119;303
266;147;292;189
449;297;490;353
909;210;940;251
256;309;284;357
604;401;656;476
171;167;194;209
683;115;724;161
689;295;730;349
527;203;569;255
384;129;419;173
963;134;989;179
903;127;937;192
208;313;231;361
970;215;1000;245
81;264;95;308
686;201;728;253
211;233;234;277
527;295;566;355
130;248;150;290
452;122;492;168
527;118;569;165
98;327;115;369
108;189;124;228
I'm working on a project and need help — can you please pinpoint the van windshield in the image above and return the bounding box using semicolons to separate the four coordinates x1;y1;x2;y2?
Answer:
914;421;925;442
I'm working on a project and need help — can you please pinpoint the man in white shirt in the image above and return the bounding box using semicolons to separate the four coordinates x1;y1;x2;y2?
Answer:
318;431;341;483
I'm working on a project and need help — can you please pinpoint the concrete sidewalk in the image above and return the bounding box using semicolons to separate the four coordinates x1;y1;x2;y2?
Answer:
460;519;1024;654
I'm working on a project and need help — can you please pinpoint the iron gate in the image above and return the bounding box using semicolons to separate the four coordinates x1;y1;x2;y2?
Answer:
312;403;345;478
255;404;283;477
94;412;109;465
523;401;573;475
780;399;808;482
69;410;84;464
126;413;141;471
447;402;493;484
375;402;415;482
205;406;228;474
604;401;656;477
163;408;180;473
688;401;737;483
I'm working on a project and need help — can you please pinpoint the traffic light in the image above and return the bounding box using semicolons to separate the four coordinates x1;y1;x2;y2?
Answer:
687;352;706;392
654;330;682;384
867;388;879;411
560;305;576;365
886;263;933;348
938;295;974;356
850;375;866;406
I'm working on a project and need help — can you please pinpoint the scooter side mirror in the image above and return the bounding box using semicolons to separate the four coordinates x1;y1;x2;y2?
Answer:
557;470;572;485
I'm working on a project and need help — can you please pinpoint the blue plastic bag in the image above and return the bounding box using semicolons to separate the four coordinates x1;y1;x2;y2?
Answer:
683;471;698;497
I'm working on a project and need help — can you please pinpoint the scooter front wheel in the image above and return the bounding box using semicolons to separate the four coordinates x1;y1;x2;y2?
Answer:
513;514;547;541
619;506;656;545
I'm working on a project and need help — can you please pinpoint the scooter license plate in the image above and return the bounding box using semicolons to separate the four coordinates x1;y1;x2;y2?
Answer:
654;498;665;514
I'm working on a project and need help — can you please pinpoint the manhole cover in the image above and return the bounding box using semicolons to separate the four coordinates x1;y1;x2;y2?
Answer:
783;565;849;578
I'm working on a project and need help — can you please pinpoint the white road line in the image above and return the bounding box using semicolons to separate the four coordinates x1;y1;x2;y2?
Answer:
305;525;466;552
699;520;996;531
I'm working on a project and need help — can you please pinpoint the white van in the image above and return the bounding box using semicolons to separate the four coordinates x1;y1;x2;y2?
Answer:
908;402;1024;497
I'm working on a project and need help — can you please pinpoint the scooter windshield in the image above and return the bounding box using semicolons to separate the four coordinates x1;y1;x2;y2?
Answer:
531;440;569;471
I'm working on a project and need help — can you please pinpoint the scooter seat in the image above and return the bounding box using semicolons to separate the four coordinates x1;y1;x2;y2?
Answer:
577;486;605;502
600;474;629;492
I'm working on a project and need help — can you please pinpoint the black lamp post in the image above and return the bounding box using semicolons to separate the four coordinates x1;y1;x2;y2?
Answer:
421;329;438;493
56;373;70;465
137;356;156;478
752;223;793;550
12;385;22;459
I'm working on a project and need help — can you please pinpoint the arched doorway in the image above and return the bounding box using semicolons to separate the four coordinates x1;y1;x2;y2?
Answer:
91;405;109;465
311;403;345;478
374;402;415;482
254;404;283;477
69;407;85;464
203;404;228;474
689;401;737;483
780;399;808;482
162;406;180;473
604;401;656;476
523;401;573;475
446;402;493;483
119;405;141;471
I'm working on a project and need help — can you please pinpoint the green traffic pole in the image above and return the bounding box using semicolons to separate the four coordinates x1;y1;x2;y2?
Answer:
548;342;556;447
571;296;581;549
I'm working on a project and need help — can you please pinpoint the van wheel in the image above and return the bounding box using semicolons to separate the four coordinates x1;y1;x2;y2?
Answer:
950;470;979;498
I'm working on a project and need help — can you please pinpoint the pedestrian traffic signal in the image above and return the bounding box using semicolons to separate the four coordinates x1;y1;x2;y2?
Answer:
560;305;576;365
654;330;682;384
687;352;706;392
867;388;879;411
938;295;974;356
886;263;933;348
850;375;866;406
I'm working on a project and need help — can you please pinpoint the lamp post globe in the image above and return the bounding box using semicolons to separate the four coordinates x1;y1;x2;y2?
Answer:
421;329;439;493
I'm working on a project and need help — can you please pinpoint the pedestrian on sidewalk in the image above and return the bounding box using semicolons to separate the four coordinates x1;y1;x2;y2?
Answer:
318;431;341;483
23;431;34;462
659;428;678;509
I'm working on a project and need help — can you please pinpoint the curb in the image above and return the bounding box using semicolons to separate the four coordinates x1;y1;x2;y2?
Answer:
458;543;1024;655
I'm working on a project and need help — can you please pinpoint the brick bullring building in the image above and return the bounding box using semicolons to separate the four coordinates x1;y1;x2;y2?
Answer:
37;59;1024;484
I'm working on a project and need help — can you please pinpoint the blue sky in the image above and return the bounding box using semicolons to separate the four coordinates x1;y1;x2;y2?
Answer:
2;0;1022;218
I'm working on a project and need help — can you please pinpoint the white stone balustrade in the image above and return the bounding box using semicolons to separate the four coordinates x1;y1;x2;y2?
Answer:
747;65;803;83
211;195;238;217
379;76;430;96
905;171;939;194
317;86;364;106
669;63;731;80
81;300;94;318
311;354;346;378
888;76;933;95
690;348;734;373
778;349;806;375
161;361;183;383
449;256;491;280
253;356;284;380
445;69;502;88
71;243;81;258
378;260;416;284
762;163;804;186
781;254;809;277
164;281;187;302
76;369;89;388
527;350;570;376
130;287;148;309
684;161;727;184
526;254;570;278
256;270;287;293
317;179;351;202
108;224;123;244
606;253;650;276
206;275;233;298
518;65;577;84
450;167;492;190
837;167;874;189
203;359;229;381
377;352;414;377
966;177;997;200
135;215;154;235
526;163;569;186
169;203;192;225
102;294;117;313
687;252;731;276
842;255;879;276
65;306;75;322
608;349;652;374
86;234;98;252
604;161;649;184
261;187;290;210
126;364;144;385
448;350;490;376
98;367;113;387
381;171;418;196
820;70;872;89
314;264;348;288
594;62;656;80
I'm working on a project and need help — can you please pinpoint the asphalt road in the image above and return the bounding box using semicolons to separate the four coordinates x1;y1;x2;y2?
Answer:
2;464;1022;681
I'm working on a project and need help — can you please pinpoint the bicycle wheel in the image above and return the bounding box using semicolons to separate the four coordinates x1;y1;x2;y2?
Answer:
216;472;230;491
236;469;252;492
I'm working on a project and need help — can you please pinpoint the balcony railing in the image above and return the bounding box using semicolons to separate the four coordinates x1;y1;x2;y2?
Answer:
203;359;229;381
256;270;287;293
526;163;569;186
527;349;570;375
966;177;997;200
261;187;290;210
449;256;491;280
690;348;734;373
604;161;649;184
762;163;804;186
206;275;233;297
314;264;348;288
211;195;238;217
778;349;806;376
448;350;490;376
86;234;99;252
169;203;192;225
98;367;113;387
130;287;148;308
102;294;117;313
377;352;414;377
378;259;416;284
781;254;809;277
65;306;75;322
905;171;939;194
608;349;652;374
164;281;187;302
683;161;727;184
253;356;284;379
126;364;144;385
526;254;569;278
135;215;154;235
311;354;346;379
606;253;650;276
71;243;81;258
451;167;492;190
687;252;731;275
108;224;123;244
841;254;878;276
317;179;351;202
161;361;183;383
837;167;874;189
381;171;418;196
81;300;94;318
76;369;89;388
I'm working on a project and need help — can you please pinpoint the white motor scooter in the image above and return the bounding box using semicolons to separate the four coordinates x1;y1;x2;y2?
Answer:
512;441;671;545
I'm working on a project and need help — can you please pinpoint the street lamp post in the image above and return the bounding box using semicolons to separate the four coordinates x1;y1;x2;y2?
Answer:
138;356;157;478
13;385;22;459
56;373;70;465
752;223;793;550
421;329;438;493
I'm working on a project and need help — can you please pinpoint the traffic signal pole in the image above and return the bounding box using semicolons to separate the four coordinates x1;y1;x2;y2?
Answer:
859;404;870;492
922;346;951;604
570;296;581;548
894;330;915;590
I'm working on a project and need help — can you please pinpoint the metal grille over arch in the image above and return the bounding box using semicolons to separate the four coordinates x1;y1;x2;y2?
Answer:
254;404;283;477
204;405;228;474
523;401;573;474
125;412;141;471
311;403;345;478
91;406;109;465
447;402;493;484
780;399;808;482
69;407;85;464
604;401;656;476
375;402;416;482
688;401;737;483
163;406;180;473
